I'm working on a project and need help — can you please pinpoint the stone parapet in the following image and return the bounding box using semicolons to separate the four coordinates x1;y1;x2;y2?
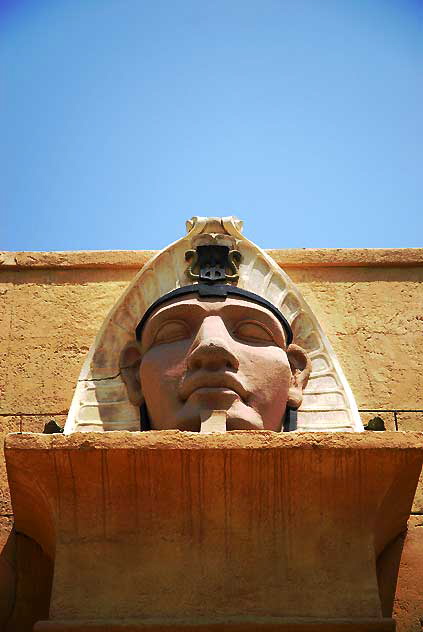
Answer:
5;431;423;631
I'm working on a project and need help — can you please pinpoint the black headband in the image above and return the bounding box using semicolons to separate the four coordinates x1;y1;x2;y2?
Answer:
135;284;293;346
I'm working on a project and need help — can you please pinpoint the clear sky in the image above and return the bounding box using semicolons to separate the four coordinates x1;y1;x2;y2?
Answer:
1;0;422;250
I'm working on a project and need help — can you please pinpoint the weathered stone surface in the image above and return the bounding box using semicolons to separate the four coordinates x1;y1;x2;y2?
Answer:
0;417;20;514
7;427;423;452
7;269;133;342
396;413;423;433
290;266;423;410
6;431;423;626
0;274;13;343
393;516;423;632
1;339;90;414
0;250;156;269
269;248;423;268
0;269;135;415
0;417;67;515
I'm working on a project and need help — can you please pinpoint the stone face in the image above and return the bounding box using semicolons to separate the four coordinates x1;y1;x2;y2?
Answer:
5;431;423;628
121;296;310;432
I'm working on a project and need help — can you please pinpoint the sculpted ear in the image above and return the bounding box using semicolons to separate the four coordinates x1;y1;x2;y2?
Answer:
120;341;143;406
286;344;312;409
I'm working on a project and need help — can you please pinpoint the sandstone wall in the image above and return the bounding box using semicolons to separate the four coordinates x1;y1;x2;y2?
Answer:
0;249;422;630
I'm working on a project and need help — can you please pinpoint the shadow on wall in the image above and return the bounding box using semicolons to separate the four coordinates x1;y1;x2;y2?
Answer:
1;527;53;632
377;530;406;618
0;526;16;627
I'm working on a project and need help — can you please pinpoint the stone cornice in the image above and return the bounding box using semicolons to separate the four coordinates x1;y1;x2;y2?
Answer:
1;248;423;269
6;431;423;627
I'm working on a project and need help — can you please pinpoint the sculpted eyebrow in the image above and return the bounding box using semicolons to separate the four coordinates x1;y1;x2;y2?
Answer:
219;303;280;327
142;304;206;334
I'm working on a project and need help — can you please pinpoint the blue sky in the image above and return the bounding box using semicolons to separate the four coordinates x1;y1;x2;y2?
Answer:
1;0;422;250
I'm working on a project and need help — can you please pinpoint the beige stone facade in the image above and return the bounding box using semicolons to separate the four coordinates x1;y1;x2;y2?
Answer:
1;248;422;631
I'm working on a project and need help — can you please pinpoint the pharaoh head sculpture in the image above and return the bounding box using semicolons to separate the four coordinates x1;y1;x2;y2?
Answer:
64;217;363;433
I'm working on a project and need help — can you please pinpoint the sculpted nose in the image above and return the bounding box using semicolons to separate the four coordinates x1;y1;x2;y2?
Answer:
187;338;239;371
187;317;239;372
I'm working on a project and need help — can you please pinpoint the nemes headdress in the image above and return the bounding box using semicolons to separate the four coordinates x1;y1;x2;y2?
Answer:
65;217;362;433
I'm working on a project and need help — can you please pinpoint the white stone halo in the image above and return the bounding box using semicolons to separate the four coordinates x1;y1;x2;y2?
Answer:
64;216;363;433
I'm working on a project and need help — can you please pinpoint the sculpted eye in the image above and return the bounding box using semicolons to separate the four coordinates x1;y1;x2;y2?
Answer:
153;320;190;345
233;321;274;343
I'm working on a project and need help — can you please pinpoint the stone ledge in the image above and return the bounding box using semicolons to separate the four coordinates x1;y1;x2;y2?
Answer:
5;430;423;452
1;249;423;270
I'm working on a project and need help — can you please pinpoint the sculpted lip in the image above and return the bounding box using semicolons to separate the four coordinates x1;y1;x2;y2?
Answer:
179;371;248;403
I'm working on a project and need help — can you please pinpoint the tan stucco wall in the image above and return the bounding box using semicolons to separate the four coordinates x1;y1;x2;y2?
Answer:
0;248;422;630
